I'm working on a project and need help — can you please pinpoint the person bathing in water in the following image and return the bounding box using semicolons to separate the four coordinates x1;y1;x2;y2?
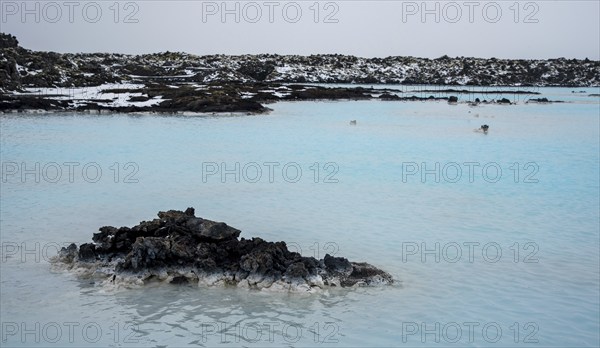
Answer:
480;124;489;133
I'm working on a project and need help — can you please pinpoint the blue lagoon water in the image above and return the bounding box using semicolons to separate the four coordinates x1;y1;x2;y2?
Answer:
1;87;599;347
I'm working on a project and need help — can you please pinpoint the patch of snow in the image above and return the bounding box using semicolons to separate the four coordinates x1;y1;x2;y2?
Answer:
272;91;289;98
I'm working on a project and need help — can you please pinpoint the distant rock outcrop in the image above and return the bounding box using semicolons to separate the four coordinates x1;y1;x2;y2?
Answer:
0;33;18;49
52;208;393;292
237;60;276;81
2;32;598;93
1;32;593;112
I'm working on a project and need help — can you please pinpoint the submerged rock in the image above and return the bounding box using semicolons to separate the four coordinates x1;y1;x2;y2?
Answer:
52;208;393;292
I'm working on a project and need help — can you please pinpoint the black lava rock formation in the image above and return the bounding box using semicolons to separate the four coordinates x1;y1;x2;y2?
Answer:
53;208;393;292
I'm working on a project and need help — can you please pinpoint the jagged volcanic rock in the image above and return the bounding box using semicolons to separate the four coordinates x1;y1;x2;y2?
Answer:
52;208;393;292
4;32;591;112
2;32;598;92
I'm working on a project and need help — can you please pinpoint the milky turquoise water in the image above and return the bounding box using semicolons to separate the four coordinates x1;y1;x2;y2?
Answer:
1;87;599;347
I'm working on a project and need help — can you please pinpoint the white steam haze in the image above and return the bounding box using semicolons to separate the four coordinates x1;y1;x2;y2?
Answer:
0;0;599;59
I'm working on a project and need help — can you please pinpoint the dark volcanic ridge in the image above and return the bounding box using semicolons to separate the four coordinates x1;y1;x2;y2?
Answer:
1;32;598;113
52;208;393;292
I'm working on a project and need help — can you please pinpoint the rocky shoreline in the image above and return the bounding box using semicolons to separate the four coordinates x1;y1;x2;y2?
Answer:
2;33;598;113
52;208;393;292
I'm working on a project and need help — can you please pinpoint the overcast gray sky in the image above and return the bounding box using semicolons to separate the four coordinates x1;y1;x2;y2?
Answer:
1;0;599;59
